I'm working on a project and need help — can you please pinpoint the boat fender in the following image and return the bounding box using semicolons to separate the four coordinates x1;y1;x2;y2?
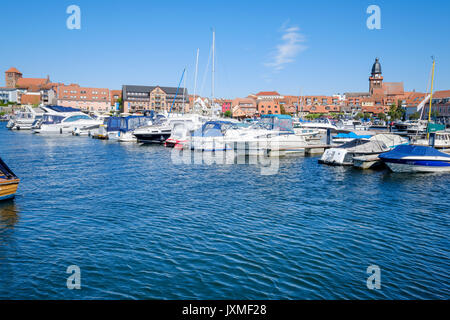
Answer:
60;128;63;134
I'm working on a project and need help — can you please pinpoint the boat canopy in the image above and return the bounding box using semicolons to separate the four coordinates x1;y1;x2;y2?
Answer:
106;116;152;132
0;157;17;179
259;115;293;132
192;121;233;137
45;105;81;113
379;145;450;160
120;116;152;132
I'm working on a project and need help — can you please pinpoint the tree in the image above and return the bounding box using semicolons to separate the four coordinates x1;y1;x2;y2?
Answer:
224;110;232;118
388;103;405;121
431;110;440;119
377;112;387;121
409;112;420;120
354;112;364;120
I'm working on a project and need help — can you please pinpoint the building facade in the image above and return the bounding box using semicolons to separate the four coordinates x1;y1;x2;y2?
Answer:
122;85;188;114
57;84;110;112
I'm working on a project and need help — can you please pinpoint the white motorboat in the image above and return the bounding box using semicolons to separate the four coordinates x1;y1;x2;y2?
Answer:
336;119;369;131
224;115;315;156
164;114;208;148
411;131;450;149
6;105;45;130
33;112;103;134
296;118;339;132
185;120;236;151
134;115;200;144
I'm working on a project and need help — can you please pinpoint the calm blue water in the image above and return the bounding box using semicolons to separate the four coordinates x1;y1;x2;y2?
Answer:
0;122;449;299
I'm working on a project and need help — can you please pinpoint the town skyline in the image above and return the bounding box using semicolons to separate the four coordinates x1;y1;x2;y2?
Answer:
1;0;449;98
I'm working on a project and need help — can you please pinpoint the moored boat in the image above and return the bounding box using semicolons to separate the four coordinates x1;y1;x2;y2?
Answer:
0;157;20;201
379;145;450;173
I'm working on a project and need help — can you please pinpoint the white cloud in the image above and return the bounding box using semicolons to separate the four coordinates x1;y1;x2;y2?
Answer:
265;25;307;72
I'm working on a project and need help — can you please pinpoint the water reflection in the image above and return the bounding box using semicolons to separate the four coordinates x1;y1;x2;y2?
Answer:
0;200;19;231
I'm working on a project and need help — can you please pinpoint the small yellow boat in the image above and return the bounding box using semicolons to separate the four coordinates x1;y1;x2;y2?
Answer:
0;157;19;201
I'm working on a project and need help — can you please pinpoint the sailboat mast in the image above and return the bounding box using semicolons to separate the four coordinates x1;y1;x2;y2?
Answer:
427;57;436;139
182;67;187;114
193;48;199;113
212;28;215;115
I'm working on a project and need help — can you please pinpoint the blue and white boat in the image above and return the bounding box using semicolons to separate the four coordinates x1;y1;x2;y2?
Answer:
379;145;450;173
99;116;152;141
187;121;235;151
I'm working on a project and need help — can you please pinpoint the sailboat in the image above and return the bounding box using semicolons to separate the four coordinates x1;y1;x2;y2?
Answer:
0;157;20;201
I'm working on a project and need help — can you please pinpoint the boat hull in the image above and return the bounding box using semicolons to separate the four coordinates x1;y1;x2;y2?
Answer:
135;133;171;144
383;159;450;173
0;179;20;201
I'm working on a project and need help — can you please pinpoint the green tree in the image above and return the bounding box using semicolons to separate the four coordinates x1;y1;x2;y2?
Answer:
388;103;405;120
431;110;440;119
224;110;232;118
354;112;364;120
377;112;387;121
409;112;420;120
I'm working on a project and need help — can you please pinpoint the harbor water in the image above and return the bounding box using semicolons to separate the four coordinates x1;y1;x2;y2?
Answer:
0;123;448;299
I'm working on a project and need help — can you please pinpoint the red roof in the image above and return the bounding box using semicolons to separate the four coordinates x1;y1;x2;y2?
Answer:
16;78;48;88
433;90;450;99
256;91;280;96
5;67;21;74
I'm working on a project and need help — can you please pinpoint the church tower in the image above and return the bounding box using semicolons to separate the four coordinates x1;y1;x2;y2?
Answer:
5;67;22;88
369;58;383;95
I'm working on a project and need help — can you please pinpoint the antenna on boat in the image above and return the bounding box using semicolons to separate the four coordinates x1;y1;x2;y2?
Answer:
427;56;436;139
168;68;186;117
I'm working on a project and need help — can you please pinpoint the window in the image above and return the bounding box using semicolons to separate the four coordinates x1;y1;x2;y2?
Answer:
63;115;92;122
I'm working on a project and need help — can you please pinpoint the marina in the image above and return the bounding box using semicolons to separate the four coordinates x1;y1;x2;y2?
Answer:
0;122;449;299
1;0;449;305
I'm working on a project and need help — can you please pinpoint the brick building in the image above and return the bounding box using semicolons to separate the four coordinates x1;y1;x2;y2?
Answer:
122;85;188;114
57;84;111;113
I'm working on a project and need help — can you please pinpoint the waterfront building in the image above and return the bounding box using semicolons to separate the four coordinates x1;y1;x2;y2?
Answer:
57;84;110;113
0;88;18;103
422;90;450;122
231;98;257;118
122;85;188;114
3;67;56;105
255;91;283;101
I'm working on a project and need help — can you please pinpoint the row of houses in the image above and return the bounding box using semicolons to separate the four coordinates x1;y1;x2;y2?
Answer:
0;67;189;114
2;59;449;120
211;59;450;120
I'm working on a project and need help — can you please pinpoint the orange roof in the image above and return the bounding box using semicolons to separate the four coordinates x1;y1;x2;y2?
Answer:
5;67;21;74
256;91;280;96
433;90;450;99
16;78;48;88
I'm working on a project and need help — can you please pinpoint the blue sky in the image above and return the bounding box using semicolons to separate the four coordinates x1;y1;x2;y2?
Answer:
1;0;449;98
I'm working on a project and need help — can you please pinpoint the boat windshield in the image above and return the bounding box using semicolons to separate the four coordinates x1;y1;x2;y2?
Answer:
63;114;92;122
258;117;293;132
42;115;65;124
121;116;151;132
